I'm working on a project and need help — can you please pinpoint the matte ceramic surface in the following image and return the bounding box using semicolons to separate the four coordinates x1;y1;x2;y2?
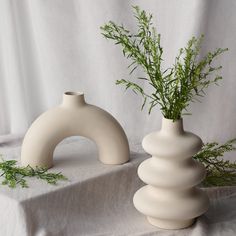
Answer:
21;92;130;168
133;118;209;229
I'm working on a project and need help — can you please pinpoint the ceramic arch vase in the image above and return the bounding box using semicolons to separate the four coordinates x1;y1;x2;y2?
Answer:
21;92;130;168
133;117;209;229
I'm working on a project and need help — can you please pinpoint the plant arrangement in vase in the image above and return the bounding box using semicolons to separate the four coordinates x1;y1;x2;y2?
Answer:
101;6;236;187
101;6;233;229
101;6;227;119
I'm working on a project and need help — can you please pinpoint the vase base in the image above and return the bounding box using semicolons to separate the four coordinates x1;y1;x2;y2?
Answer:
147;217;195;229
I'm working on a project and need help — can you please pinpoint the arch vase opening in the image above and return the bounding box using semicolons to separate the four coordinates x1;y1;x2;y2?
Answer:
21;92;130;168
133;117;209;229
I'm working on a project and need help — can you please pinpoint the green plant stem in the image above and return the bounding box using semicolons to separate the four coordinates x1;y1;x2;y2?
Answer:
101;6;228;120
193;139;236;187
0;158;67;188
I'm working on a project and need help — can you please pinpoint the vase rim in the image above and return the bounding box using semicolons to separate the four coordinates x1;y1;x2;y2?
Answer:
62;91;86;106
64;91;84;96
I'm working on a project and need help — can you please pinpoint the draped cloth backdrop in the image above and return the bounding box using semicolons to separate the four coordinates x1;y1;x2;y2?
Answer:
0;0;236;160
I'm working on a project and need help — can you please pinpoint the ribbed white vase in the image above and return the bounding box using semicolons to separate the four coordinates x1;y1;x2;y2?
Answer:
133;117;209;229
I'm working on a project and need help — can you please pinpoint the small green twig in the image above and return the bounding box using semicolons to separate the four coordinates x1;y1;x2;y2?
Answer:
0;157;67;188
194;139;236;187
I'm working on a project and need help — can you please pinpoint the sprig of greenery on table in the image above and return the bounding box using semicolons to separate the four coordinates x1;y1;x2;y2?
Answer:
194;139;236;187
0;158;67;188
101;6;228;120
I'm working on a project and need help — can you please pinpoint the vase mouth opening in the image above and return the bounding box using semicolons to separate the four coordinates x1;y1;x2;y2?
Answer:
62;91;86;106
64;91;84;96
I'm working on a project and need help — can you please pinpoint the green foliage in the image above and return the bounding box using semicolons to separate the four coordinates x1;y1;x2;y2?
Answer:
194;139;236;187
0;158;67;188
101;6;228;120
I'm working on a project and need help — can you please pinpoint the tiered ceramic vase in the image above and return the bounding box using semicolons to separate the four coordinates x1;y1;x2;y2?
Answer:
133;117;209;229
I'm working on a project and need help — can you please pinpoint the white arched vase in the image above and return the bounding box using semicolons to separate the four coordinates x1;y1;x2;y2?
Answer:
133;117;209;229
21;92;130;168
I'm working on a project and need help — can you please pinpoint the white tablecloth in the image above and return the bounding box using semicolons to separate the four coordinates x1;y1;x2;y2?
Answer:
0;137;235;236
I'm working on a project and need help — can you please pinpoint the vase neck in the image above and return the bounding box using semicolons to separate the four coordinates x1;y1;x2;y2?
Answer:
161;117;184;135
62;91;86;107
